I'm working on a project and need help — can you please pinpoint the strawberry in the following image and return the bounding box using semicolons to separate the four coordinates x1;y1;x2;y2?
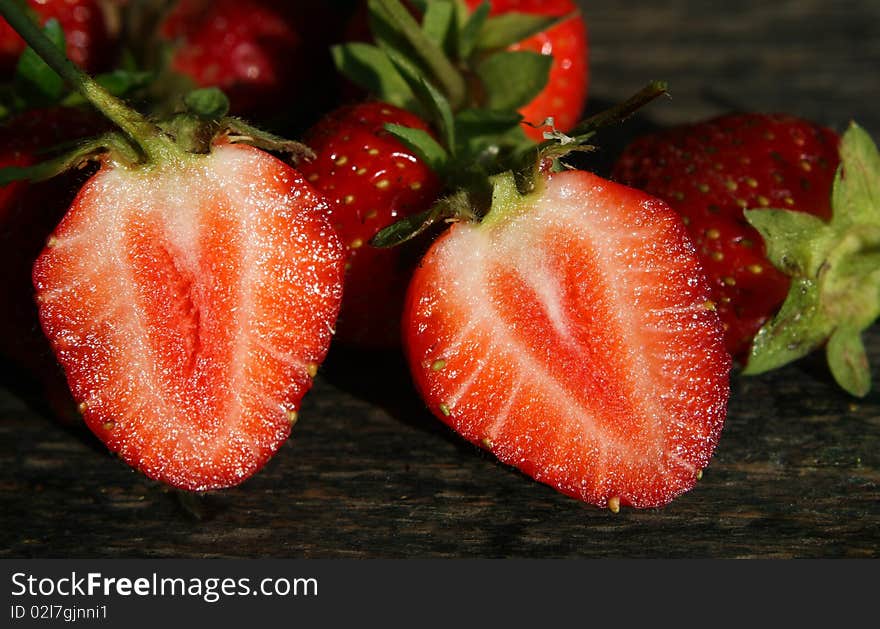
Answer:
299;101;442;348
614;114;880;397
401;169;730;509
0;2;345;490
34;142;343;490
0;0;113;74
158;0;338;120
612;114;839;358
463;0;589;140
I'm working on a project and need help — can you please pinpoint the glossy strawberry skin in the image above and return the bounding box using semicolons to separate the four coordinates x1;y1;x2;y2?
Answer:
613;113;840;358
0;0;113;75
465;0;589;141
33;144;345;491
299;102;442;349
403;170;730;509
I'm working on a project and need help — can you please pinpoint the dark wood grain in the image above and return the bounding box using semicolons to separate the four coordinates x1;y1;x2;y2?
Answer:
2;0;879;558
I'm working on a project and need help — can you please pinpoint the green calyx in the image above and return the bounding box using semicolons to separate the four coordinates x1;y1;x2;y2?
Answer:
743;122;880;397
371;81;669;248
369;170;534;249
335;0;565;116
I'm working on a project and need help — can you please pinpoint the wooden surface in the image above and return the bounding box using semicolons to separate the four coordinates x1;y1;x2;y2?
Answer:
2;0;879;559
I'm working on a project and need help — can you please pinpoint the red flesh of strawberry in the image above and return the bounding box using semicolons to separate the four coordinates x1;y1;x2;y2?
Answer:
33;143;345;490
403;170;730;509
299;102;442;349
613;113;840;357
465;0;589;140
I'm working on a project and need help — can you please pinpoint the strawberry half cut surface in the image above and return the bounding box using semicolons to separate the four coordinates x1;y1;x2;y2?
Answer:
402;171;731;509
33;143;344;491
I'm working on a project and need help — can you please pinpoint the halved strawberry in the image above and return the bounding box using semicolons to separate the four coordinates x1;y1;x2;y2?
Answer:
34;142;344;490
299;101;442;348
1;0;345;490
402;170;730;509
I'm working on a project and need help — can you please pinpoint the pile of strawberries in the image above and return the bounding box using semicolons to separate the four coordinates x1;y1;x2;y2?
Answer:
1;0;878;511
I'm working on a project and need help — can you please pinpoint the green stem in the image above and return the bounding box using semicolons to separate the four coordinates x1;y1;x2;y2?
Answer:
0;0;174;162
373;0;466;110
564;81;670;140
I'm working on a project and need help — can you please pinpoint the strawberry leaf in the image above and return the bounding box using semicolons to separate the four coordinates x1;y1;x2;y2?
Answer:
744;123;880;396
371;190;474;248
331;43;417;111
476;12;568;52
454;108;524;136
827;326;871;397
369;0;466;109
744;279;832;376
458;0;490;59
832;122;880;228
744;209;832;277
453;109;531;175
223;118;314;162
476;50;552;112
386;49;456;152
384;123;450;174
422;0;457;55
0;132;142;186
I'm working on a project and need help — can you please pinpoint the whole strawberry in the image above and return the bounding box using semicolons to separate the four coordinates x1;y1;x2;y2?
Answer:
614;113;880;397
464;0;589;140
0;0;113;74
299;101;442;348
613;114;840;358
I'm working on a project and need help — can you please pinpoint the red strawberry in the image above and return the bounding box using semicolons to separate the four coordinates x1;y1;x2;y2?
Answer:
33;142;344;490
0;0;347;490
159;0;337;119
402;170;730;509
299;101;442;349
464;0;589;141
612;113;841;359
0;0;113;74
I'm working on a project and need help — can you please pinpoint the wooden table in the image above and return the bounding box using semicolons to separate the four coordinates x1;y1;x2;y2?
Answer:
2;0;878;558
